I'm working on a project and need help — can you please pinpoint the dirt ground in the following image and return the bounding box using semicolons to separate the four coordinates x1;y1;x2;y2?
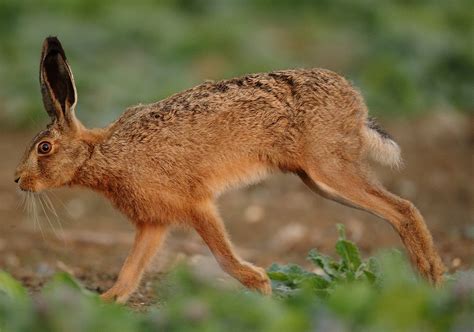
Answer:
0;112;472;308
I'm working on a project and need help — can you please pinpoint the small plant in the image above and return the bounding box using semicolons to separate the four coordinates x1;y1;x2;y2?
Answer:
268;224;379;298
0;225;472;332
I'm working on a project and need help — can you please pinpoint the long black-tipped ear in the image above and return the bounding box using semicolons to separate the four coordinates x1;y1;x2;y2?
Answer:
40;36;78;125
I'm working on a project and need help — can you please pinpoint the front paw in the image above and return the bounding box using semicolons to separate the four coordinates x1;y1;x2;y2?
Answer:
100;289;118;302
254;266;272;295
100;287;130;304
429;256;446;287
241;263;272;295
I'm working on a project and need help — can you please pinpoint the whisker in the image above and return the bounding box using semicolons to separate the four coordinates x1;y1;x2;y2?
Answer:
43;192;65;239
16;191;26;210
26;193;34;229
22;193;28;210
49;191;74;221
31;193;45;240
43;192;59;218
22;196;27;212
21;190;71;243
38;194;59;238
24;192;28;215
26;192;35;230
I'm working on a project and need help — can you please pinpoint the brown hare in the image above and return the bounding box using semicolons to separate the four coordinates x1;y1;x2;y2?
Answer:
15;37;445;303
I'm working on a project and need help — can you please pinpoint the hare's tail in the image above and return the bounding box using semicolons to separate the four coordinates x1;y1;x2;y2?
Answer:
363;117;402;169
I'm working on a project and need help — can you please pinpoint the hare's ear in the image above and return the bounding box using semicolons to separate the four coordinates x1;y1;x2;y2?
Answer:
39;37;78;126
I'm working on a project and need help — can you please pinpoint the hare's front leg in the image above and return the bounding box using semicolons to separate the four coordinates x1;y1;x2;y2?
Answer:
190;203;272;295
101;224;168;303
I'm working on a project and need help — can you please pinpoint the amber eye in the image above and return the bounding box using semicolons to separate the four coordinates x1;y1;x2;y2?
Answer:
37;141;52;155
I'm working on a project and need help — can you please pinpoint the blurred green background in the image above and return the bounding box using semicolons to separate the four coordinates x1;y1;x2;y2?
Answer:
0;0;472;129
0;1;473;323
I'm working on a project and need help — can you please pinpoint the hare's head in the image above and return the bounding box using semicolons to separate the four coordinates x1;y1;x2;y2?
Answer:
15;37;94;192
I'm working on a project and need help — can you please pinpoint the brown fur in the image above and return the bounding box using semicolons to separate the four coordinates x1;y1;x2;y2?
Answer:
15;37;445;303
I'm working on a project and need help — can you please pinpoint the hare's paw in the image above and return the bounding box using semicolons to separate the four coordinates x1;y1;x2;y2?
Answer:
100;286;132;304
428;254;446;287
100;290;117;303
241;263;272;296
412;250;446;287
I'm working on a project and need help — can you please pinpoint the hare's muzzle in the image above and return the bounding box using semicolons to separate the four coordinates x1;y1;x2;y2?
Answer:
14;168;22;184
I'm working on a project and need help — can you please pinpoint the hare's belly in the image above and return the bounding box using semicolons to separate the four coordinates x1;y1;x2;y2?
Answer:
207;161;272;197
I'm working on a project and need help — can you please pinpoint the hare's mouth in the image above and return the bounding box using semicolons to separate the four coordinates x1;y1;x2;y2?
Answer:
17;178;40;193
19;185;36;193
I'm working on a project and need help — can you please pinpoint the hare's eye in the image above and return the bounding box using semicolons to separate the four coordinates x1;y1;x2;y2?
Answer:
37;141;52;155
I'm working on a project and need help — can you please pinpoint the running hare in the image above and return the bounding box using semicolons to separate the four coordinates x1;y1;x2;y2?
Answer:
15;37;445;303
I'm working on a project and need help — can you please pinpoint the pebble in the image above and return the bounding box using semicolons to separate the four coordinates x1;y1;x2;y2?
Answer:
451;257;461;269
244;205;265;223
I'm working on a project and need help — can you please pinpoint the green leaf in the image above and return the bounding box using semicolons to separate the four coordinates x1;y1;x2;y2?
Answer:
336;240;362;271
268;264;308;284
367;257;379;273
268;263;332;302
307;249;340;280
0;270;28;301
363;270;377;284
304;274;331;290
337;224;347;240
43;272;96;297
267;270;291;282
335;225;362;273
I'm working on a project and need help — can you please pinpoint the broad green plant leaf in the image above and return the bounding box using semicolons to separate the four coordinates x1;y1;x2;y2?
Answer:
307;249;340;280
43;272;96;298
336;224;362;273
0;270;28;301
267;264;329;290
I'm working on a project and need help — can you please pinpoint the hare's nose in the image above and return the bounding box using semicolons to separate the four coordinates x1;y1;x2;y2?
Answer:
14;177;20;183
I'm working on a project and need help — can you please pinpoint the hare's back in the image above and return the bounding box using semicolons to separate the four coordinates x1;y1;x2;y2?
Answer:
107;68;362;158
99;68;365;193
114;67;355;130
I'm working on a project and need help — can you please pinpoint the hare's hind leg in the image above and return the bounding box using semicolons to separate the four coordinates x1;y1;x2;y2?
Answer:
189;202;271;295
299;165;445;285
101;224;168;303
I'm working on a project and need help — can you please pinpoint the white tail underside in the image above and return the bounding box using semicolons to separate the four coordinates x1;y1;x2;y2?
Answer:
363;127;403;169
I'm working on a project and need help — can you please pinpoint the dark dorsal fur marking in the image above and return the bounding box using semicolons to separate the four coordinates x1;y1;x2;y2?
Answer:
367;117;393;140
